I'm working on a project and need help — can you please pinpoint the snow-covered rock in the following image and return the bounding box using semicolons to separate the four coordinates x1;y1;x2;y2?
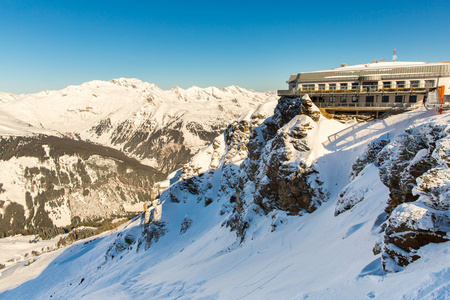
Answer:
163;95;338;244
336;114;450;271
377;120;450;271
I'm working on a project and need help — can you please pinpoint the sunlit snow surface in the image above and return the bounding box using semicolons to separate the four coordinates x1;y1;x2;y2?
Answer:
1;107;449;299
0;79;278;171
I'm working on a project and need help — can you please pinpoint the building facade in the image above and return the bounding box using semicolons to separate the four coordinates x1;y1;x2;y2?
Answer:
278;61;450;109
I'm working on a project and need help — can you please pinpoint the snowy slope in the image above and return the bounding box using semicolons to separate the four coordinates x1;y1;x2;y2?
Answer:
0;93;18;104
1;99;449;299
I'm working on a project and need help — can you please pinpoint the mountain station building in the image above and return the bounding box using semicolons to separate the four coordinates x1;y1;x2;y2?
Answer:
278;61;450;115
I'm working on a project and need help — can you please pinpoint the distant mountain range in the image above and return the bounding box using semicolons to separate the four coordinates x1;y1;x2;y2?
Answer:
0;79;277;236
0;78;276;173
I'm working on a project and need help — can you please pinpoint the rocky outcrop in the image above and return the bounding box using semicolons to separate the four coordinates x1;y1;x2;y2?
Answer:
105;218;167;259
333;120;450;272
377;123;450;271
382;202;449;271
241;95;326;216
163;95;328;242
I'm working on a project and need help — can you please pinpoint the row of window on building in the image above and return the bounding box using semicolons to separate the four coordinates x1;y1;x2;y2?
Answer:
300;80;436;91
311;94;420;103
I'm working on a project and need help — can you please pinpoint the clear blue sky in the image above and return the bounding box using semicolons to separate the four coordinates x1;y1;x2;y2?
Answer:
1;0;449;94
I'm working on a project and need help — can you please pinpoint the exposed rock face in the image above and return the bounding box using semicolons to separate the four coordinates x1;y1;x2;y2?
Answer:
105;218;167;259
382;203;449;271
163;95;328;241
242;95;326;216
0;135;165;238
335;120;450;272
377;123;450;271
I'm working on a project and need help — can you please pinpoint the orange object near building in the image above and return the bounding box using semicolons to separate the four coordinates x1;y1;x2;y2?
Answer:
437;86;445;115
438;85;445;104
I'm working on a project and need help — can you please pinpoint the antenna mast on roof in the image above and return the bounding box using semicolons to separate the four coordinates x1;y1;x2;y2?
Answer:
393;48;397;62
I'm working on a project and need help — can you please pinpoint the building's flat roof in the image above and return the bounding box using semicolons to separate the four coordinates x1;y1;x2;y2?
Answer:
288;61;450;83
313;61;449;73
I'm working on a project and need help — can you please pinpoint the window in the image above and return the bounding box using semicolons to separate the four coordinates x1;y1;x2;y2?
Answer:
329;83;336;90
318;84;325;90
311;96;318;102
340;96;347;103
425;80;435;88
340;83;348;90
395;95;403;103
303;84;315;91
366;96;374;103
396;81;405;88
410;81;420;88
382;95;390;103
409;95;417;103
352;96;359;103
364;82;377;90
383;81;391;89
330;96;335;103
318;96;325;103
352;82;359;89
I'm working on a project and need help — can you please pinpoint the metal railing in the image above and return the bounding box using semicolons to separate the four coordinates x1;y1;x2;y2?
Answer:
313;102;420;108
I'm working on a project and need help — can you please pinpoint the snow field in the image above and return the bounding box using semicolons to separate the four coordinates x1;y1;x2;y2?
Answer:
0;103;449;299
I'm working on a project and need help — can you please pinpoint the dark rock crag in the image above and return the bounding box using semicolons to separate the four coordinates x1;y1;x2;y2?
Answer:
335;121;450;272
162;95;327;242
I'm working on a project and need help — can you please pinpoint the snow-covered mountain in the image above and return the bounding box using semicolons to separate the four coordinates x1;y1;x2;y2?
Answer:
0;92;17;104
0;79;275;237
0;78;277;173
1;96;448;299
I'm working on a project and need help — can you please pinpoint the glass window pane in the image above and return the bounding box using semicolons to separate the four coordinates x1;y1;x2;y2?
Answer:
425;80;435;87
